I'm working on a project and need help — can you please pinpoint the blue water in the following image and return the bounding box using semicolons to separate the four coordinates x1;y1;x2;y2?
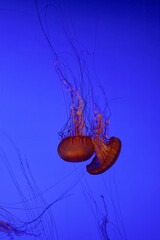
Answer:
0;0;159;239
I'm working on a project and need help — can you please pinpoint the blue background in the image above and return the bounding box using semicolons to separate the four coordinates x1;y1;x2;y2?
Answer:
0;0;159;239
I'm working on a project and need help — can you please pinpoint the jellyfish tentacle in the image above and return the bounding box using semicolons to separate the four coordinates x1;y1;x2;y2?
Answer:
70;90;85;136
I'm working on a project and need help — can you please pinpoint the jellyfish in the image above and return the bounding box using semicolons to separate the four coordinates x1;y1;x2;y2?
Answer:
35;0;121;175
57;82;121;175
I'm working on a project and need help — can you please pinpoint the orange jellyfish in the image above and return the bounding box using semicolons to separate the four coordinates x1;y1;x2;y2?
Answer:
57;85;95;163
57;75;121;175
35;0;121;175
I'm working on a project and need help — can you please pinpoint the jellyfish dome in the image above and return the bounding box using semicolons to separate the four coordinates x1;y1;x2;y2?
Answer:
58;135;94;162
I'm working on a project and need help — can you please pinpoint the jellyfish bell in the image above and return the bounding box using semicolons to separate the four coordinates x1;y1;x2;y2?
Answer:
58;135;94;162
86;137;121;175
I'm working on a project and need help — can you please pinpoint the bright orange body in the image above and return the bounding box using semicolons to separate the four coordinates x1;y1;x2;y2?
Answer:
86;137;121;175
58;136;94;162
